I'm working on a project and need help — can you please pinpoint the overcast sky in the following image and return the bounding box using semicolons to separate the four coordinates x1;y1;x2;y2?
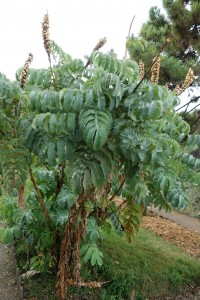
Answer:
0;0;164;80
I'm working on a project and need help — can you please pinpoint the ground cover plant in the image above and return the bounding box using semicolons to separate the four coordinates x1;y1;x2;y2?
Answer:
15;228;200;300
0;13;200;300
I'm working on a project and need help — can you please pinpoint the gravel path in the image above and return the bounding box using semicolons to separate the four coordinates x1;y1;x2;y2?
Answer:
0;243;17;300
151;207;200;233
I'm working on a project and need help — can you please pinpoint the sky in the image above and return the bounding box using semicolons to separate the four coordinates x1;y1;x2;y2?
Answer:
0;0;198;110
0;0;164;80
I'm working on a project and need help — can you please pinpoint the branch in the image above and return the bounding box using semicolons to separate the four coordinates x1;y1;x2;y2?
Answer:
107;199;127;219
109;177;125;202
183;102;190;116
176;96;200;112
183;103;200;117
124;15;135;60
98;197;127;226
29;167;50;224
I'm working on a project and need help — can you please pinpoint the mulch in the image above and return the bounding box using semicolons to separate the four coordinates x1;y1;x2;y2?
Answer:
141;215;200;260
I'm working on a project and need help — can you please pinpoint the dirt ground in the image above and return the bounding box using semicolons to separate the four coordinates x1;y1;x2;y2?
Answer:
0;243;17;300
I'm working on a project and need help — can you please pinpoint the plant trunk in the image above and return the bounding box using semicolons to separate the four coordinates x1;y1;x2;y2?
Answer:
56;190;92;300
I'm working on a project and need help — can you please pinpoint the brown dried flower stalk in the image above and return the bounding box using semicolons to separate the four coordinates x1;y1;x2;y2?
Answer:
173;84;182;96
20;53;33;88
164;82;170;89
160;32;173;53
150;56;161;84
93;37;107;51
139;60;145;80
42;13;51;61
174;68;194;96
84;37;107;69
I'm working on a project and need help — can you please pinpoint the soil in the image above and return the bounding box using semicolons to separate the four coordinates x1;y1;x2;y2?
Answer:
0;243;17;300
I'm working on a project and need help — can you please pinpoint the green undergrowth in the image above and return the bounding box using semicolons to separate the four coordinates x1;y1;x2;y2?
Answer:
19;228;200;300
100;229;200;299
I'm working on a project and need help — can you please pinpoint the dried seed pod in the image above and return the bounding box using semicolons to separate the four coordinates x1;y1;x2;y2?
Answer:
93;37;107;51
173;84;182;96
164;82;169;89
183;68;194;89
159;32;173;53
150;56;161;84
20;53;33;89
174;68;194;96
42;13;51;59
84;37;107;69
166;32;173;44
139;60;145;80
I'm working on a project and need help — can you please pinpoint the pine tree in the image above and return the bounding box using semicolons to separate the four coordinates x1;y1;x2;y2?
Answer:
163;0;200;58
126;1;200;87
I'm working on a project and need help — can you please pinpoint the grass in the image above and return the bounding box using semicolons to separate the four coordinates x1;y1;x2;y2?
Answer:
99;228;200;299
21;228;200;300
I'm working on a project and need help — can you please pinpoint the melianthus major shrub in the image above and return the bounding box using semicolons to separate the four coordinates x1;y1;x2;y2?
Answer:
1;15;200;300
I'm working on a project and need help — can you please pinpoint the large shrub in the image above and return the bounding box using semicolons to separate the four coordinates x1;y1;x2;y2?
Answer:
1;14;200;299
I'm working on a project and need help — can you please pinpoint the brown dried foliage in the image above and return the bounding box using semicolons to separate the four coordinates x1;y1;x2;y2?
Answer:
67;278;107;288
56;189;94;300
17;186;25;209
